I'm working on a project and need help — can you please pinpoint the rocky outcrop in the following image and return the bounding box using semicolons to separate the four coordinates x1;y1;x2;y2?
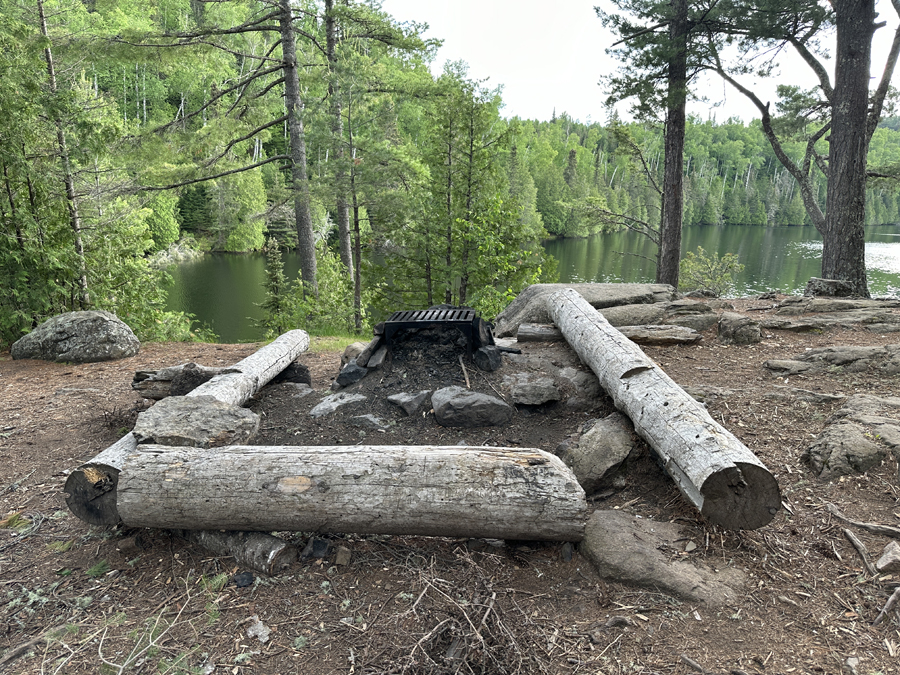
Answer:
12;310;140;363
764;345;900;377
717;312;761;345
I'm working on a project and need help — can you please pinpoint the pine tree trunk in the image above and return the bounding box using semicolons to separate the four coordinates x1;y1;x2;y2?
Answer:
279;0;317;294
656;0;687;288
821;0;874;297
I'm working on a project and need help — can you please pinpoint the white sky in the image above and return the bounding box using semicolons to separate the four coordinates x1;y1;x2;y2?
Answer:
379;0;900;124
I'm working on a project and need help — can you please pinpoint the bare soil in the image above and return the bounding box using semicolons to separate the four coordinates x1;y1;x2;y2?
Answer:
1;297;899;675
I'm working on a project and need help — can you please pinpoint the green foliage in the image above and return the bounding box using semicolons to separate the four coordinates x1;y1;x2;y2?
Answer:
679;246;745;297
287;243;365;336
255;239;292;338
86;560;111;579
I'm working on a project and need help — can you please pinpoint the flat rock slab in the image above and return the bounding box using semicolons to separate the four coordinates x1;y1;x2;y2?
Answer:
431;386;513;427
12;310;140;363
764;345;900;377
133;395;260;447
717;312;761;345
387;390;431;416
579;510;745;605
501;373;561;405
310;392;367;418
618;324;703;345
494;283;676;337
805;394;900;480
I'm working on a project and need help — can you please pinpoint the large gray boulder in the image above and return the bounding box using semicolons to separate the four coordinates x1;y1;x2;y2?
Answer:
494;283;677;338
11;310;140;363
555;413;642;493
431;386;513;427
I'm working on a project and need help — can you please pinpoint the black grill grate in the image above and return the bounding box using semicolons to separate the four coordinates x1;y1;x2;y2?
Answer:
384;309;478;355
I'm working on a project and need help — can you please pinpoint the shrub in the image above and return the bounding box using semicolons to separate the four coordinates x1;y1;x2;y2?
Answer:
679;246;744;297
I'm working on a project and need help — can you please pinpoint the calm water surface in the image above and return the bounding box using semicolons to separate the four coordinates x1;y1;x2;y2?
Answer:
167;224;900;342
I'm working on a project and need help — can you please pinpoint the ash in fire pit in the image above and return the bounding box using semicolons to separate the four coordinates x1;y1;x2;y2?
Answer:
332;306;502;391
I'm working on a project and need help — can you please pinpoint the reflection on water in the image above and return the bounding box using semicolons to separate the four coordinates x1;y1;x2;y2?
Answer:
168;224;900;343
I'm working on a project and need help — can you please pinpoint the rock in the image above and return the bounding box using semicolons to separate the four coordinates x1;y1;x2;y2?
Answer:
335;546;352;566
334;360;368;388
169;362;217;396
11;310;139;363
301;537;330;559
579;510;745;605
717;312;762;345
494;283;677;338
804;421;888;480
366;346;390;370
282;382;314;398
557;367;602;400
271;362;312;386
348;414;387;430
555;413;642;493
876;540;900;574
767;386;845;404
599;303;667;327
431;386;513;427
133;396;260;447
805;277;855;297
473;345;502;371
617;324;702;345
341;342;367;366
764;345;900;377
502;373;561;406
309;392;367;418
355;336;383;367
683;385;735;402
386;390;431;416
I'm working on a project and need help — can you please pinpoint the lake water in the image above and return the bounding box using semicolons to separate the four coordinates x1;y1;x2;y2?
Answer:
166;224;900;343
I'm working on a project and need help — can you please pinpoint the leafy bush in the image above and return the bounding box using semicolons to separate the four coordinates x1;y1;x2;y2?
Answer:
679;246;744;298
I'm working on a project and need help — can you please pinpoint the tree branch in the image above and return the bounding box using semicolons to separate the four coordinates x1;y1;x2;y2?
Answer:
136;155;290;192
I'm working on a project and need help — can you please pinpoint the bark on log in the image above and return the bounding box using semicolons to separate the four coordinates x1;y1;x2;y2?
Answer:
517;324;564;342
548;288;780;530
116;445;587;541
175;530;298;575
65;330;310;526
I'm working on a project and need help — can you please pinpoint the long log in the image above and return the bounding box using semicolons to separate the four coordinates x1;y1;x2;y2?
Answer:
548;288;780;530
116;445;588;541
133;363;234;400
65;330;310;526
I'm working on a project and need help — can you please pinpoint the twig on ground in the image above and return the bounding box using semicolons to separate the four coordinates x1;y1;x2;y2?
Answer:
680;653;707;673
827;503;900;538
842;528;877;576
873;586;900;626
459;355;470;389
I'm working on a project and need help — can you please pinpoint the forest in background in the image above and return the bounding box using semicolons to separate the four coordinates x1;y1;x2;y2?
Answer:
2;0;899;347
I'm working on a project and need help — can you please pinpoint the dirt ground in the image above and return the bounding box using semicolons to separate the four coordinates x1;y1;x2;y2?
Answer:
1;297;900;675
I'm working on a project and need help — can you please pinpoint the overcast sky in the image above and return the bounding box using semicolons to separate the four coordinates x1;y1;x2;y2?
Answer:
379;0;900;125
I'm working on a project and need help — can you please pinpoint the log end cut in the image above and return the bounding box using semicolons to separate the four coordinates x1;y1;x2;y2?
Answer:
700;462;781;530
64;464;121;527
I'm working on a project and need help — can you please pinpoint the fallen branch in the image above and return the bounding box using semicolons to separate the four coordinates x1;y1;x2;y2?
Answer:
842;528;877;576
0;624;68;672
873;586;900;626
827;503;900;539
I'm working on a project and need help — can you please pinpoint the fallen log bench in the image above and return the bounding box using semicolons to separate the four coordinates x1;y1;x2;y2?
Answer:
65;329;311;526
549;288;780;530
115;445;588;541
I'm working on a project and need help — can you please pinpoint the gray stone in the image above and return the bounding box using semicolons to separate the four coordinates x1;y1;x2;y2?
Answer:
341;342;367;366
348;414;387;430
556;412;641;493
683;385;735;402
310;392;367;418
366;346;390;370
876;541;900;574
133;395;260;447
431;386;513;427
599;303;667;327
169;363;217;396
502;373;561;405
355;336;383;367
473;346;502;371
494;283;677;337
804;277;854;297
12;310;139;363
386;390;431;416
579;510;745;605
717;312;762;345
617;324;702;345
557;367;602;399
804;422;888;480
335;361;368;387
283;383;314;398
765;345;900;377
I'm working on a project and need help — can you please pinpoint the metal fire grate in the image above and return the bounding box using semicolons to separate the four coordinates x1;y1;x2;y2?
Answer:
384;308;478;355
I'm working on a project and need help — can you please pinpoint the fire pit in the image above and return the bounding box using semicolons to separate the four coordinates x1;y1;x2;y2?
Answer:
384;308;478;356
